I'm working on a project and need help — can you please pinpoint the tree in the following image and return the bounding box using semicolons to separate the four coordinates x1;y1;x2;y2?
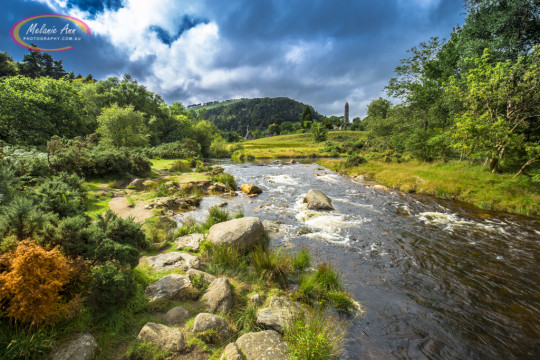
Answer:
17;48;66;79
97;104;150;147
448;47;540;173
0;240;72;325
0;76;88;145
311;122;328;142
267;123;280;136
301;106;313;129
0;52;17;77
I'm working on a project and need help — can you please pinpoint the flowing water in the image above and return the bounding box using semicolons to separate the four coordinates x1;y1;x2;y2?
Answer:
175;160;540;359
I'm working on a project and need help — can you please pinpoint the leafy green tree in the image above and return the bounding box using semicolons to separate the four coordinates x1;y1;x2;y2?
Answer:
0;52;17;77
301;106;313;129
448;47;540;173
267;123;280;136
311;122;328;142
0;76;88;145
97;104;150;147
455;0;540;66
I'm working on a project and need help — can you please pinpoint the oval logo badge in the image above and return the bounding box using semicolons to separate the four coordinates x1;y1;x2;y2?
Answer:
10;14;92;52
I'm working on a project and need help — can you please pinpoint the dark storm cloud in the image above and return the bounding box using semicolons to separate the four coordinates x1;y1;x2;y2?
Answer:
0;0;466;118
149;15;209;46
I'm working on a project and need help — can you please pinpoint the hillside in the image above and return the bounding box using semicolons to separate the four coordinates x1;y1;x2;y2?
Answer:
197;97;323;134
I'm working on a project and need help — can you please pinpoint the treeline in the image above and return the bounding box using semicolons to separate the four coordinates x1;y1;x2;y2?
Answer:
0;51;229;159
361;0;540;177
201;97;323;135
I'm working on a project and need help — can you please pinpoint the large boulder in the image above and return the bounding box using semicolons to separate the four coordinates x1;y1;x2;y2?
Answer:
207;217;264;252
137;322;185;352
145;274;192;301
162;306;190;326
175;233;204;250
142;252;201;272
202;277;233;313
192;313;232;340
257;296;304;333
235;330;288;360
128;178;144;189
51;333;97;360
303;189;334;210
240;184;262;195
220;343;243;360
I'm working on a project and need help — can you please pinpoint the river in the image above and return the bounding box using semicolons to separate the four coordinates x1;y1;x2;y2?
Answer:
174;160;540;360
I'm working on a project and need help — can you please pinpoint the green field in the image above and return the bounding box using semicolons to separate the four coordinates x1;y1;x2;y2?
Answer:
320;159;540;218
233;131;367;159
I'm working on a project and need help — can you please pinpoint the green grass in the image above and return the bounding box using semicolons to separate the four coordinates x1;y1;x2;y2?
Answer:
125;341;171;360
149;158;181;170
285;312;347;360
233;131;367;159
320;159;540;218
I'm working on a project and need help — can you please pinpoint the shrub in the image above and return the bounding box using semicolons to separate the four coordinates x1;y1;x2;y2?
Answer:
208;136;230;158
168;159;192;173
343;154;367;168
143;139;202;159
211;172;237;190
0;241;71;325
91;210;148;268
87;263;136;314
320;142;342;157
47;137;152;178
285;313;346;360
34;175;87;218
0;196;52;241
311;123;328;142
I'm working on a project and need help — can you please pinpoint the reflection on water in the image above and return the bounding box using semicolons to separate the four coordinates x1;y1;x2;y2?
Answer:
177;160;540;360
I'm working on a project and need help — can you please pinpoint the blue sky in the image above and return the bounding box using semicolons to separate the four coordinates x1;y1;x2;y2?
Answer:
1;0;465;118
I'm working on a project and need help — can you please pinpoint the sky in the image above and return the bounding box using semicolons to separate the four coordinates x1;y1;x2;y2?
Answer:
1;0;465;118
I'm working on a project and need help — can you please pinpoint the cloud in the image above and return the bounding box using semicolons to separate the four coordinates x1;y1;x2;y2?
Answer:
2;0;465;119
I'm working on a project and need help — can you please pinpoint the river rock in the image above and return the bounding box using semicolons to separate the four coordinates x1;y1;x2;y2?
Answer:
128;178;144;189
372;184;390;191
187;269;216;284
192;313;232;340
202;277;233;313
207;217;265;252
303;189;334;210
249;293;262;305
257;296;304;332
145;274;192;301
235;330;288;360
51;333;97;360
142;252;201;272
209;182;229;192
175;233;204;250
162;306;190;326
220;343;243;360
137;322;185;352
241;184;263;195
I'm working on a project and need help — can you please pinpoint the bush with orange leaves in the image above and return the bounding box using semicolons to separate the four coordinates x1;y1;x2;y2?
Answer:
0;240;72;326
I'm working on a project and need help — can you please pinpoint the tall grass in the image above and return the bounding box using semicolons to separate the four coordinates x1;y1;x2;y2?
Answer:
295;263;356;314
321;158;540;218
285;312;347;360
251;246;292;287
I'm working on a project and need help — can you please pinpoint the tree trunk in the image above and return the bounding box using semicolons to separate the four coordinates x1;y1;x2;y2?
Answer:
489;157;499;173
514;158;540;178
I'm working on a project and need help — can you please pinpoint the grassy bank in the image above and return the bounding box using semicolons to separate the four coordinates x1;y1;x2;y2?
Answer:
320;159;540;218
232;131;367;159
